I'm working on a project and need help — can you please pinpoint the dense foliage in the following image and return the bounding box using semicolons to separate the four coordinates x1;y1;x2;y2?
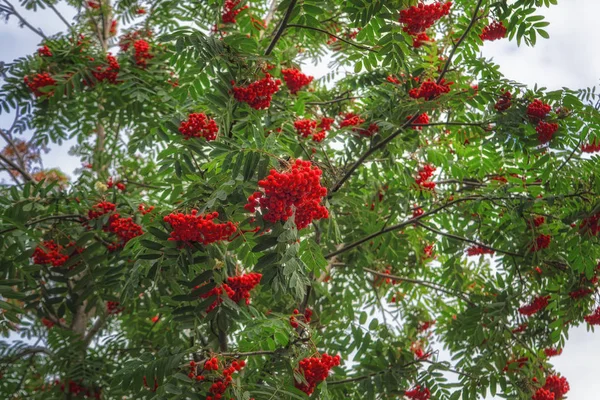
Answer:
1;0;600;399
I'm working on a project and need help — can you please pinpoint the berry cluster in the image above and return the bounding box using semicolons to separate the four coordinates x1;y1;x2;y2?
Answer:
528;216;546;228
33;240;70;267
531;234;551;252
423;244;435;259
533;375;570;400
503;357;528;373
527;100;552;122
584;306;600;325
495;91;512;112
399;2;452;36
294;119;317;138
415;164;436;190
295;353;341;395
318;117;335;131
405;385;431;400
387;75;401;84
544;348;563;358
518;295;550;316
413;32;433;48
512;323;528;334
106;177;126;191
232;74;281;110
222;0;248;24
106;301;124;315
106;214;143;250
582;141;600;153
41;317;55;329
466;246;495;256
569;287;593;300
201;284;236;313
138;203;155;215
281;68;314;95
226;272;263;304
409;79;453;100
339;112;366;130
536;121;559;145
92;54;120;84
480;21;507;41
289;307;313;328
408;112;430;130
119;29;153;51
417;320;436;332
580;212;600;236
88;201;116;219
133;39;153;67
179;113;219;141
38;45;52;57
163;210;237;244
360;123;379;137
24;73;56;97
244;160;328;230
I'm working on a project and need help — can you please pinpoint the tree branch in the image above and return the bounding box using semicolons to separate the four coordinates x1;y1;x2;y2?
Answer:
328;357;427;386
287;24;376;52
0;152;32;182
364;268;475;306
415;221;523;258
437;0;485;82
83;313;107;347
1;0;47;39
0;347;52;365
0;214;83;235
264;0;298;55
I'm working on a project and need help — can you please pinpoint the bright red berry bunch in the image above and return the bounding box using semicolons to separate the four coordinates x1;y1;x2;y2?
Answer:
339;112;366;129
38;45;52;57
178;113;219;141
56;380;101;399
399;2;452;36
133;39;153;67
201;284;236;313
226;272;263;304
536;121;559;144
584;306;600;325
222;0;248;24
24;73;56;97
531;234;551;252
582;140;600;153
163;210;237;244
106;214;143;249
495;91;512;112
360;123;379;137
534;375;569;400
92;54;120;84
569;287;593;300
409;79;452;100
387;75;401;84
466;246;495;256
418;320;436;332
318;117;335;131
527;99;552;122
413;32;433;48
290;307;313;328
544;348;563;358
415;164;436;190
312;130;326;142
42;317;55;329
518;295;550;316
119;29;152;51
295;353;341;395
408;112;430;130
107;177;126;191
294;119;317;138
138;203;155;215
580;212;600;236
33;240;70;267
480;21;507;41
244;160;328;230
529;216;546;228
281;68;314;94
88;201;116;219
232;74;282;110
106;301;124;315
405;385;431;400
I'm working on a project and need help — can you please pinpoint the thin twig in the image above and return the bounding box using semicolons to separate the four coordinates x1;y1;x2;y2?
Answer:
0;214;83;235
0;152;32;182
1;0;47;39
287;24;376;52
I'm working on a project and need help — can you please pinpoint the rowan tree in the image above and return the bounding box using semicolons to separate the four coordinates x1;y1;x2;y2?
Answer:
0;0;599;399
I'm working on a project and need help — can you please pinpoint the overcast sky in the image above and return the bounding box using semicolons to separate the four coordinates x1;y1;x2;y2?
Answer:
1;0;599;397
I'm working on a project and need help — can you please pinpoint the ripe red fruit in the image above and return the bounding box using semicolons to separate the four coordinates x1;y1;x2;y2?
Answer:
415;164;436;190
466;246;495;256
222;0;248;24
536;121;558;144
339;112;365;129
38;45;52;57
531;234;551;252
179;113;219;141
518;295;550;316
405;385;431;400
544;348;562;357
88;201;116;219
413;32;433;48
138;203;155;215
527;99;552;122
584;306;600;325
399;2;452;36
409;79;453;100
232;74;281;110
295;353;340;395
106;301;124;315
407;112;429;130
163;210;237;244
480;21;507;41
244;159;328;230
318;117;335;131
33;240;70;267
281;68;313;94
92;54;120;84
106;214;143;248
294;119;317;138
494;91;512;112
582;140;600;153
133;39;153;67
24;73;56;97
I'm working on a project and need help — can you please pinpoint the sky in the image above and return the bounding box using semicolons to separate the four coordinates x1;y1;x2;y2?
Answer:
1;0;600;397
